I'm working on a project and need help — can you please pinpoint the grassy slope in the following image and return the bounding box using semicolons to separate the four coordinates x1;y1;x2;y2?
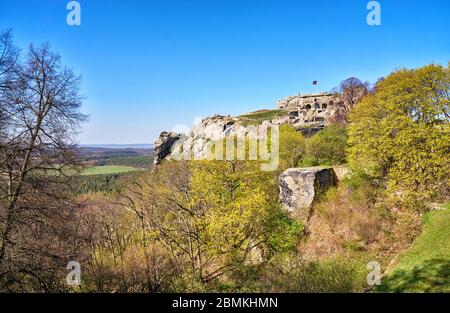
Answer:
238;109;286;125
378;202;450;292
81;165;145;176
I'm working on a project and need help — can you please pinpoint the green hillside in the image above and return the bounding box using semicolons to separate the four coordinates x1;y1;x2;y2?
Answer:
378;203;450;292
238;109;286;125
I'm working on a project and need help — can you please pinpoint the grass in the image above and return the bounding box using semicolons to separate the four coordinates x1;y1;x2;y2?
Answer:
238;109;286;125
377;202;450;292
81;165;145;176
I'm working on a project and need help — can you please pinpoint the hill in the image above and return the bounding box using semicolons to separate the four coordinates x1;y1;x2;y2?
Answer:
378;203;450;292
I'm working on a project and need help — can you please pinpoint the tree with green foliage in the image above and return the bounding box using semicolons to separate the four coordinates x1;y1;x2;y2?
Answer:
116;159;300;290
278;124;306;171
303;125;348;166
348;64;450;204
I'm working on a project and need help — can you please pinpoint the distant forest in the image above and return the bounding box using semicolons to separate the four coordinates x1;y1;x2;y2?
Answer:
78;147;154;168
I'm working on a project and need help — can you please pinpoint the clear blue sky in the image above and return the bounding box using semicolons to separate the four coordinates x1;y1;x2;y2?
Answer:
1;0;449;144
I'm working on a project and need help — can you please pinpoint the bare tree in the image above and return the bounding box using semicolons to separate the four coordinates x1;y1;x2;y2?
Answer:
0;40;87;291
0;29;18;86
339;77;369;108
0;29;19;137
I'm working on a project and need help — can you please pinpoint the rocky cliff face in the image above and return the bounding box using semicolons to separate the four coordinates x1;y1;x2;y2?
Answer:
152;131;182;166
153;115;249;166
153;92;350;166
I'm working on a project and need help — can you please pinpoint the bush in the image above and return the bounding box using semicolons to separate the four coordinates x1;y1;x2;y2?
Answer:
300;124;348;166
234;255;369;293
278;124;306;171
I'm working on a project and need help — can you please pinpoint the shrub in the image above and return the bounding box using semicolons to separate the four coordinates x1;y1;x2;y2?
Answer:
278;124;306;171
249;255;369;293
301;124;348;166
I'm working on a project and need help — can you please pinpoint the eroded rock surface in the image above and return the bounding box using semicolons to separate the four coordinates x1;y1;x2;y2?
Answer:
279;167;338;224
275;92;349;127
153;131;182;166
153;93;351;166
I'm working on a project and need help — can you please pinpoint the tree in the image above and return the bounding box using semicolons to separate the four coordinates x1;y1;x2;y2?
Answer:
117;159;299;290
278;124;306;171
0;40;87;290
339;77;369;108
0;29;18;88
348;64;450;204
304;125;348;166
0;29;19;137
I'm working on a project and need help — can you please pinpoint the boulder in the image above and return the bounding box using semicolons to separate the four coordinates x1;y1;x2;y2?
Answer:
279;167;338;224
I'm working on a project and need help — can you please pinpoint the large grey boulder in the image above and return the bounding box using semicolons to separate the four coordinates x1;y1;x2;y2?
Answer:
279;167;338;224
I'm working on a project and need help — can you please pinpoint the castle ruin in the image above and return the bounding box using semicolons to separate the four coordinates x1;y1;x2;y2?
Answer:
277;92;344;125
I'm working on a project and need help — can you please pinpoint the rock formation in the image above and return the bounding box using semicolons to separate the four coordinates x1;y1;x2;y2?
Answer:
153;115;250;166
152;131;182;166
274;93;348;134
277;93;342;111
153;91;350;166
278;167;338;224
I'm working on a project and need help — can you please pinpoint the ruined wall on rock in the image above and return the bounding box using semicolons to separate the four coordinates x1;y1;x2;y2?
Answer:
274;93;348;131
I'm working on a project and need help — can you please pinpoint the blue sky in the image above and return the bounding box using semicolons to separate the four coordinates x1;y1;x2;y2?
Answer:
1;0;449;144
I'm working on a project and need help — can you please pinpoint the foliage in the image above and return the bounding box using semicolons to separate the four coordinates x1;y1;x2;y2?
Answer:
230;254;369;293
189;160;275;259
77;201;178;292
2;29;448;293
271;256;369;292
301;124;348;166
91;156;153;168
378;204;450;292
278;124;306;171
71;171;146;195
264;208;303;255
299;179;382;260
348;64;450;205
82;159;301;292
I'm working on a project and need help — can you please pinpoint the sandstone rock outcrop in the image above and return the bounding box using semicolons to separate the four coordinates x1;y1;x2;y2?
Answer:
278;167;338;224
153;115;253;165
275;92;349;129
170;115;246;160
152;131;182;166
153;91;350;166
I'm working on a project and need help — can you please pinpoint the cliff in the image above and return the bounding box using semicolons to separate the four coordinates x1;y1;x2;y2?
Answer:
153;92;349;166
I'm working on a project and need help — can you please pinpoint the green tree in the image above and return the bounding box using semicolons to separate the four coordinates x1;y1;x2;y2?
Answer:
118;159;299;290
348;64;450;204
304;125;348;166
279;124;306;171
